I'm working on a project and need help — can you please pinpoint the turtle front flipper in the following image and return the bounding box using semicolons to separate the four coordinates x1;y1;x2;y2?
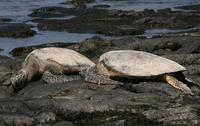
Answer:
164;75;193;95
42;61;81;84
2;70;28;94
42;71;81;84
81;66;123;86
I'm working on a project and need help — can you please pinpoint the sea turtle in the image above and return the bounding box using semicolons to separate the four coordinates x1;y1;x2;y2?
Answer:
2;47;96;93
85;50;194;95
3;48;194;95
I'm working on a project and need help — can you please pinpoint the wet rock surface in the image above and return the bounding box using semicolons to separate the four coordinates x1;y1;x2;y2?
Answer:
31;7;144;36
93;4;111;9
62;0;95;6
29;7;108;18
1;3;200;126
0;18;11;23
0;35;200;125
30;6;200;36
176;4;200;12
10;42;76;57
66;36;200;60
0;23;36;38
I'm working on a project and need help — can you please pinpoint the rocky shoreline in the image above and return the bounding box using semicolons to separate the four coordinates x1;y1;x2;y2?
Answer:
0;23;36;38
0;35;200;126
0;18;11;23
0;2;200;126
30;6;200;36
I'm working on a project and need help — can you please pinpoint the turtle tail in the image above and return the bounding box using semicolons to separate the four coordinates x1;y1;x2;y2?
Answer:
2;69;28;94
164;75;193;95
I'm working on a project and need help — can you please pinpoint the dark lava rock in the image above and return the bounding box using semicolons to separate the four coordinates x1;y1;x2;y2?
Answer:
30;6;108;18
62;0;95;5
0;23;36;38
1;36;200;125
0;55;10;60
0;18;11;23
33;8;144;36
142;9;156;15
53;121;74;126
157;8;172;14
30;6;73;18
37;17;144;36
0;79;199;126
71;0;95;4
0;56;22;98
10;42;76;57
32;6;200;36
68;36;200;60
176;4;200;12
68;36;117;60
93;4;111;8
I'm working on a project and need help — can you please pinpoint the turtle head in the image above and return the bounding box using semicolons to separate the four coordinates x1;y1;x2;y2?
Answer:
2;69;28;94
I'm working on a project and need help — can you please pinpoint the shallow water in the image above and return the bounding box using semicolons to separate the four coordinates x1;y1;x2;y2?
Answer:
0;22;114;56
0;0;93;56
0;31;97;57
0;0;70;22
0;0;200;56
138;28;198;38
0;0;199;21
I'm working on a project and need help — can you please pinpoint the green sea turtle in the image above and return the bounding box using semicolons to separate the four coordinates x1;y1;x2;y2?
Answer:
3;48;194;95
86;50;194;95
2;47;95;93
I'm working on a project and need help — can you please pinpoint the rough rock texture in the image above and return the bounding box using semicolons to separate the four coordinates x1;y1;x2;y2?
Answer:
61;0;95;7
30;6;200;36
176;4;200;12
93;4;111;9
1;2;200;126
0;35;200;126
0;23;36;38
65;36;200;60
0;18;11;23
29;7;108;18
12;34;198;59
9;42;75;57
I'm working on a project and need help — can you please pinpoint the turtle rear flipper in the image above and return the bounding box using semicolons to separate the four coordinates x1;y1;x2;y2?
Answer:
164;75;193;95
